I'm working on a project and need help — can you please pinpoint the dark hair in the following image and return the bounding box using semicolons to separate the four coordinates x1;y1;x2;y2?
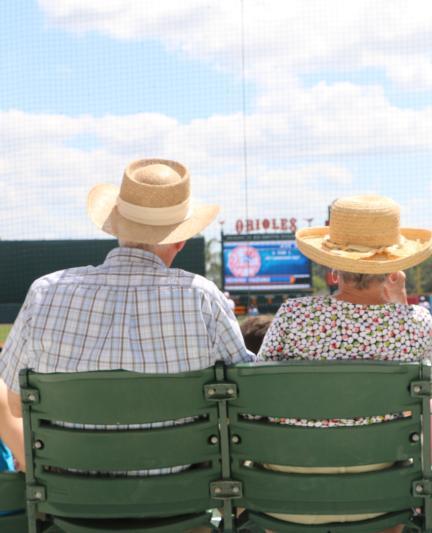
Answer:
240;315;273;354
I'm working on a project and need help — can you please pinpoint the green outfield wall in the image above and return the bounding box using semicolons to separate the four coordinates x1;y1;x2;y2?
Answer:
0;238;205;323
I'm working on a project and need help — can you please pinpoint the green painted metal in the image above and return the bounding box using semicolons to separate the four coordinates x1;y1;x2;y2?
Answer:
20;367;220;532
51;513;212;532
418;364;432;531
21;369;216;425
227;361;421;419
227;361;432;532
209;361;239;532
0;472;27;532
229;415;421;467
236;466;421;514
32;422;215;471
0;471;26;511
20;361;432;532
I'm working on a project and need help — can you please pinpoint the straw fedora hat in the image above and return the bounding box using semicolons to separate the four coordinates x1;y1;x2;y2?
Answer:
88;158;219;245
296;195;432;274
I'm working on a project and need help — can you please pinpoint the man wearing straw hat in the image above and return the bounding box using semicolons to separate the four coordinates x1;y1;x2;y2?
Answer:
0;158;252;470
258;194;432;532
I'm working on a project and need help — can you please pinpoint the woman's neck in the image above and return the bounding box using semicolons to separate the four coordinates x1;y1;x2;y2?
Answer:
333;285;389;305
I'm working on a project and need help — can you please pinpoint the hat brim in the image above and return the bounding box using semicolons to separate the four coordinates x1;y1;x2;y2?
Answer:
296;226;432;274
88;184;220;245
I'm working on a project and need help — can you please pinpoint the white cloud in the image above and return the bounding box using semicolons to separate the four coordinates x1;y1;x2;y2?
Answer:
39;0;432;92
258;164;354;188
365;54;432;92
3;2;432;238
2;95;432;239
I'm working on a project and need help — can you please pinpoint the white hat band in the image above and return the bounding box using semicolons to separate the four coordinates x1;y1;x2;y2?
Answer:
116;197;192;226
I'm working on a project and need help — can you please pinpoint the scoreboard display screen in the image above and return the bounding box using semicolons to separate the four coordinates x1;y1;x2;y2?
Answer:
223;234;312;292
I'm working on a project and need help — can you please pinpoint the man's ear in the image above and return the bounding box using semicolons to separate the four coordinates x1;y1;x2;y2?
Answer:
174;241;186;252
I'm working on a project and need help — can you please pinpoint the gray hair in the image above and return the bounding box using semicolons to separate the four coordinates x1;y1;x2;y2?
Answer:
337;271;388;290
118;240;176;254
118;240;155;252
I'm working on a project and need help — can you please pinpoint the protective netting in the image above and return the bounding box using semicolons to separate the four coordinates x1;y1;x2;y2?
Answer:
2;0;432;313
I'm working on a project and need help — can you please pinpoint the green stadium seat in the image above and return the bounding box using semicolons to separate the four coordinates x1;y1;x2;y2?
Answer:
0;471;27;532
19;368;221;532
228;361;432;532
19;361;432;532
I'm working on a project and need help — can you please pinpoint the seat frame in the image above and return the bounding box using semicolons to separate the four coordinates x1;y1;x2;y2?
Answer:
20;360;432;532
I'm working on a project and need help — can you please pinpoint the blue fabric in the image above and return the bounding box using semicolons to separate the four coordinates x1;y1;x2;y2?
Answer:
0;440;14;472
0;440;21;517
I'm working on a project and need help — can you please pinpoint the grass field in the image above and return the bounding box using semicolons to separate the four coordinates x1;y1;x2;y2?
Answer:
0;324;12;346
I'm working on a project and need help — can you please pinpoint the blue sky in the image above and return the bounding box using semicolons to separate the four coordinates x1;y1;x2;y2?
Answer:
1;0;432;239
2;1;254;120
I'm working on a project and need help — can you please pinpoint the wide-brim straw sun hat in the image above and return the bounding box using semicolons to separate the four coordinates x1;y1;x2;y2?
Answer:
296;195;432;274
88;158;219;245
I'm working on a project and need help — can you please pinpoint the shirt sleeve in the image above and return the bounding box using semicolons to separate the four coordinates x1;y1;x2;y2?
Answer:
210;291;254;363
257;304;287;361
416;306;432;362
0;289;34;393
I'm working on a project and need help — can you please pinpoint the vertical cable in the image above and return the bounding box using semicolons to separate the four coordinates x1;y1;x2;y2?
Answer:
240;0;249;226
240;0;251;309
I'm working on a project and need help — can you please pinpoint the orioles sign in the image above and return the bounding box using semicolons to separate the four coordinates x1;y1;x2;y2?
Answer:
235;217;297;234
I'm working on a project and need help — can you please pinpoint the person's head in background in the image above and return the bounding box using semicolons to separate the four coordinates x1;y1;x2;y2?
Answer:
240;315;273;354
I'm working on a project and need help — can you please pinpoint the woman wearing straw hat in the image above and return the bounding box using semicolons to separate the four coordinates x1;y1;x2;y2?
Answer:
257;194;432;532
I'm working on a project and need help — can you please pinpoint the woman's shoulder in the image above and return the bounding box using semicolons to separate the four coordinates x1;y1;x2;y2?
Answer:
281;295;333;311
275;296;339;324
406;303;432;324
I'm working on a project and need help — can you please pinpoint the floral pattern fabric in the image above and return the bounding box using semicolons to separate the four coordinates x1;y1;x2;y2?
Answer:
256;296;432;427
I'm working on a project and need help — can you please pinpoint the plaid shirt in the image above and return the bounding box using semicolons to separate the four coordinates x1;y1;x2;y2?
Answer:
1;247;252;475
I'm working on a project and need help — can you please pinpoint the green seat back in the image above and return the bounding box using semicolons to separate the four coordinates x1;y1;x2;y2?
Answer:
0;471;27;532
20;368;220;532
20;361;432;532
226;361;432;531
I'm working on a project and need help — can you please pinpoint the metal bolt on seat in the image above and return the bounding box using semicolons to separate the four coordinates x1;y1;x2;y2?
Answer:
410;433;420;443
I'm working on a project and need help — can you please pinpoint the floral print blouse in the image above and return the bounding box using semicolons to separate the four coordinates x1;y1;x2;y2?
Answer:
256;296;432;427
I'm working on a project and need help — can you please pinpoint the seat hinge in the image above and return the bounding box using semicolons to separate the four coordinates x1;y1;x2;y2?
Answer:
413;479;432;497
21;388;40;404
410;381;432;398
27;485;46;502
210;480;243;499
204;383;238;401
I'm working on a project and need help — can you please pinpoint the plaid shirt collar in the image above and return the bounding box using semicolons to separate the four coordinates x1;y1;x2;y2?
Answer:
104;247;167;269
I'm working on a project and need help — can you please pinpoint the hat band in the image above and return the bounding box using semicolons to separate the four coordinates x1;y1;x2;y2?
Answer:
322;235;415;259
116;197;192;226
